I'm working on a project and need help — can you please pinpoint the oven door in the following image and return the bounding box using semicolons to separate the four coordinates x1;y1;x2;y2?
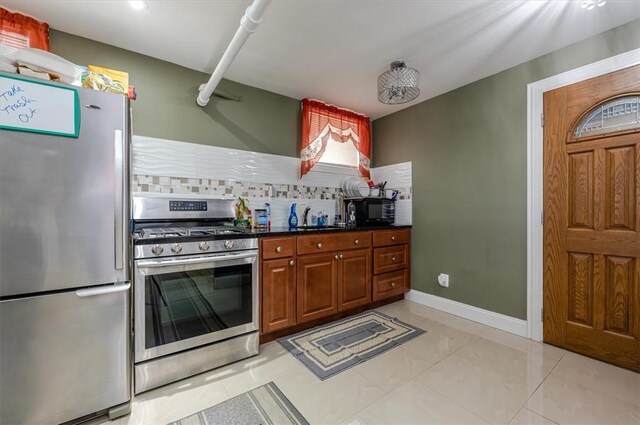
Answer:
134;250;258;363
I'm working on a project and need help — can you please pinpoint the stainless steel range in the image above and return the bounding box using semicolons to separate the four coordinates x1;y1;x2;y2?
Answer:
132;194;259;394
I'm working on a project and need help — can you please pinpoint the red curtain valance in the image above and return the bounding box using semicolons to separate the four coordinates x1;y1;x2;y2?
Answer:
0;8;49;51
300;98;371;179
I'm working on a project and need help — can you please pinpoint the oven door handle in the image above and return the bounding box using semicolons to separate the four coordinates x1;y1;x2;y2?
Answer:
137;252;257;268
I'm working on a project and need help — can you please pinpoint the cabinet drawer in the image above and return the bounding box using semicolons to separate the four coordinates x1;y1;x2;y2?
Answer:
373;270;408;301
374;245;408;274
297;231;371;255
373;228;410;247
262;237;295;260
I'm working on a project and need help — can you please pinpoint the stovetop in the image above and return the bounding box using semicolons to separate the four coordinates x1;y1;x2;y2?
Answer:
132;222;258;247
131;195;257;256
132;223;258;259
134;225;244;241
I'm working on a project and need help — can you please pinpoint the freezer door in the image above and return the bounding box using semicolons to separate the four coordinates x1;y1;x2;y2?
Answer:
0;284;131;425
0;86;129;296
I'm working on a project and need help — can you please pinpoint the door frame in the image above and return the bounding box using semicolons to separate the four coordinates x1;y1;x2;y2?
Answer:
526;48;640;341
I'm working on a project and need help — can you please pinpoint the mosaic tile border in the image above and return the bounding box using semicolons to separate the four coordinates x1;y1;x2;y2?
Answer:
132;175;412;200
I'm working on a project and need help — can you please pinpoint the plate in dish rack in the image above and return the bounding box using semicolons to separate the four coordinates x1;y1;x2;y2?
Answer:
342;176;369;197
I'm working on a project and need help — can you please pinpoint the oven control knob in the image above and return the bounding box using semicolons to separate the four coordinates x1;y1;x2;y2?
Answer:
224;240;235;250
151;245;164;256
171;244;183;254
199;242;210;252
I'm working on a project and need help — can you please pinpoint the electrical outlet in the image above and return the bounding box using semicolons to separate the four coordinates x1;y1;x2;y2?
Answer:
437;273;449;288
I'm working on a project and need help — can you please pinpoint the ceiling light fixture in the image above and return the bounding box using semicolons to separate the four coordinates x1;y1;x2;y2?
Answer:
377;61;420;105
580;0;606;10
129;0;149;11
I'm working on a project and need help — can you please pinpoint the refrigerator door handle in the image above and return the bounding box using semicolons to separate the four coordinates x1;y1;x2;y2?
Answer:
76;282;130;298
114;129;124;271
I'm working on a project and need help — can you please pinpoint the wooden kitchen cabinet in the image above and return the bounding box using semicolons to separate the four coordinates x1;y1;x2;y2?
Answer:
262;237;296;260
373;228;410;247
260;228;410;340
373;269;408;301
296;252;338;323
297;231;371;255
374;244;408;274
372;229;410;302
338;248;371;312
262;257;297;333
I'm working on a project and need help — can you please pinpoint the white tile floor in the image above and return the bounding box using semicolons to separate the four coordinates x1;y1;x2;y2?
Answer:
90;300;640;425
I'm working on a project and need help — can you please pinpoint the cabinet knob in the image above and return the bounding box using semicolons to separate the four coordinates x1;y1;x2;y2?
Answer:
317;243;323;249
339;254;344;259
392;257;397;262
335;254;339;260
289;260;295;266
391;235;396;241
391;282;397;287
354;239;359;245
276;246;283;253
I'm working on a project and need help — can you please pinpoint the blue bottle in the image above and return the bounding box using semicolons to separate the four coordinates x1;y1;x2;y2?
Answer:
288;203;298;229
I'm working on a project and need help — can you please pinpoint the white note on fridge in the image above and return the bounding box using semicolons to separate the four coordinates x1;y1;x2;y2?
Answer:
0;74;80;138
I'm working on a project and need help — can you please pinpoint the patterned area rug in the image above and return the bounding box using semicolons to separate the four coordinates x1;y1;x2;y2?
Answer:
168;382;309;425
278;310;425;380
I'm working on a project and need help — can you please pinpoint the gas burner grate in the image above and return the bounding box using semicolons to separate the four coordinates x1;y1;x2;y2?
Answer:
187;226;242;236
135;225;244;240
139;227;189;238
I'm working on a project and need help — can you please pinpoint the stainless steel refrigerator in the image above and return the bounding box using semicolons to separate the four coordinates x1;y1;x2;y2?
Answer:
0;75;131;424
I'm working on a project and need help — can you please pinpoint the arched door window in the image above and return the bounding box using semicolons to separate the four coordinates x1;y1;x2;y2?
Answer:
574;95;640;138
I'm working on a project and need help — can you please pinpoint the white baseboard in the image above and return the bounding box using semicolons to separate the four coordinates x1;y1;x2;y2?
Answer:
405;290;528;338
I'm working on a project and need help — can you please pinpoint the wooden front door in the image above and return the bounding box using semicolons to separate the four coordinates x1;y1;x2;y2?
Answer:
543;65;640;372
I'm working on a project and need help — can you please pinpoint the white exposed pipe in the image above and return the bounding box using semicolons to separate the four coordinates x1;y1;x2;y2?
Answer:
196;0;272;107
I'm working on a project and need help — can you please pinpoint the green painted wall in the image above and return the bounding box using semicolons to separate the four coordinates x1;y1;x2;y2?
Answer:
49;29;300;157
372;19;640;320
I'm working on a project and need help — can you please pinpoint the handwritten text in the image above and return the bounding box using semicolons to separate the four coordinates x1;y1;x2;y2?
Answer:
0;82;38;125
0;84;24;102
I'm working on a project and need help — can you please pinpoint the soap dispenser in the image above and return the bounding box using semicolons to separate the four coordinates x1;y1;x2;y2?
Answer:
288;203;298;229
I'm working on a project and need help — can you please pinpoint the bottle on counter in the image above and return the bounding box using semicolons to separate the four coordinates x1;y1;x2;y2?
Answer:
255;208;268;228
288;203;298;229
347;201;356;228
265;203;271;228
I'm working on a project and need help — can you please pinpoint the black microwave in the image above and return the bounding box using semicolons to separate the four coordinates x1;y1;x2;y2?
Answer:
346;198;396;227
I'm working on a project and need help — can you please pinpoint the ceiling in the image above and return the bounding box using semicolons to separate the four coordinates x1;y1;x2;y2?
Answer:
3;0;639;119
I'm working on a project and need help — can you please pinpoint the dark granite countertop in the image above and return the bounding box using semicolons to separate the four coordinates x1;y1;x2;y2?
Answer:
133;224;412;244
242;224;412;237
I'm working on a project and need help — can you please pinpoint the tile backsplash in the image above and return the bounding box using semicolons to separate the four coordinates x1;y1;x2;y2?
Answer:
131;136;412;226
132;175;411;200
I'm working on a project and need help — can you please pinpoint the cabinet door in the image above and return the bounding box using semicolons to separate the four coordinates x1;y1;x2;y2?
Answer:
338;248;372;312
262;258;297;333
297;253;338;323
